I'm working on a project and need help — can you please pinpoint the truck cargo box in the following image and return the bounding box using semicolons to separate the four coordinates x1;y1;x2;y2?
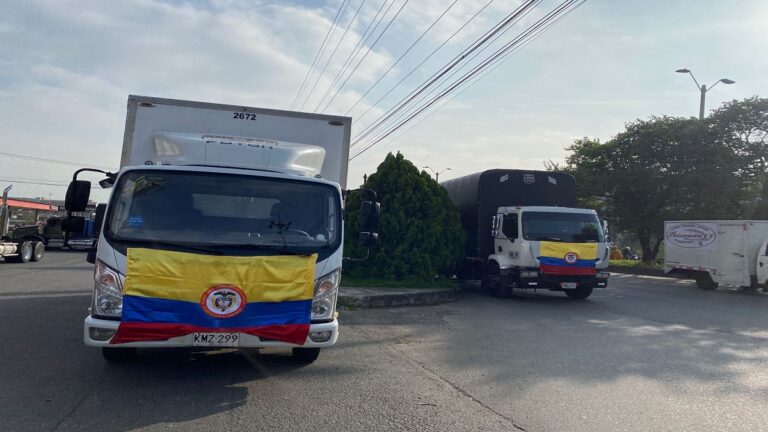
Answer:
664;220;768;288
121;95;351;188
442;170;576;259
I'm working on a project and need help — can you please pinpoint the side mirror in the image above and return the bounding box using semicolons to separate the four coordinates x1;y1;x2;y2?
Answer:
359;200;380;247
491;215;500;238
93;204;107;237
86;203;107;264
65;180;91;212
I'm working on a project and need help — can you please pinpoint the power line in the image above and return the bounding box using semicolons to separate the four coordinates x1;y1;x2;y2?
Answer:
342;0;459;117
353;0;577;157
375;2;585;154
297;0;367;112
362;0;541;141
0;177;93;187
351;0;584;160
311;0;396;113
0;151;114;170
347;0;497;126
290;0;350;110
316;0;411;113
352;0;540;148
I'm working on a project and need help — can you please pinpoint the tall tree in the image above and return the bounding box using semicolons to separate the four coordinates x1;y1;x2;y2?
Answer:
344;152;465;280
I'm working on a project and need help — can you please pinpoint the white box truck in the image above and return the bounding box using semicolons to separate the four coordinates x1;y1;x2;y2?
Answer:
664;220;768;290
63;95;379;363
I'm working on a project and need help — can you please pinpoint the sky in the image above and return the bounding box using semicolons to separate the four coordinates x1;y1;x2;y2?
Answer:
1;0;766;202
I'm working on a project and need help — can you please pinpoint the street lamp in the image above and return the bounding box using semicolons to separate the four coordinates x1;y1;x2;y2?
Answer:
423;166;451;182
675;68;735;120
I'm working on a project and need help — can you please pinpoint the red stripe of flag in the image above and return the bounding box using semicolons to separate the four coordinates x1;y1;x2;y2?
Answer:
540;264;597;276
110;322;310;345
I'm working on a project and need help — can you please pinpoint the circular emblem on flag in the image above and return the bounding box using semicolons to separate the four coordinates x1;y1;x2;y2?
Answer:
200;285;246;319
564;252;579;264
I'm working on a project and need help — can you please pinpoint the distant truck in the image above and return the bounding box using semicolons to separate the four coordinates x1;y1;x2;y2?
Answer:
0;225;46;263
664;220;768;290
1;186;46;263
442;169;610;299
64;95;378;363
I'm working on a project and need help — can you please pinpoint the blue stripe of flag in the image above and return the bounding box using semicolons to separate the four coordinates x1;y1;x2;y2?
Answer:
121;295;312;328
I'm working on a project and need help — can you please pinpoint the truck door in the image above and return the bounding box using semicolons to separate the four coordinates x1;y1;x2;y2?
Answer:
757;241;768;289
719;225;747;285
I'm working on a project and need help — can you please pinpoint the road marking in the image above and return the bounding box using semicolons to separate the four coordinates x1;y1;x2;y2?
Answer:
0;291;91;300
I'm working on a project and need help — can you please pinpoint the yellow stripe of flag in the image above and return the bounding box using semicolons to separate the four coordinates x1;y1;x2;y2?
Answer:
124;248;317;303
539;241;598;260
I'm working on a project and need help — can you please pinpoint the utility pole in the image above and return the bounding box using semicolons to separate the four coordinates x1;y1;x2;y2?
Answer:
675;68;735;120
423;166;451;182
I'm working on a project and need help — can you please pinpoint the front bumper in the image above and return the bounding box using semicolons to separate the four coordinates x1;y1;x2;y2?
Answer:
84;315;339;348
518;271;610;290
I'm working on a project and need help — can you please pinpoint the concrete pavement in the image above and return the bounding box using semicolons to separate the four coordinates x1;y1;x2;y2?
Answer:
2;252;768;431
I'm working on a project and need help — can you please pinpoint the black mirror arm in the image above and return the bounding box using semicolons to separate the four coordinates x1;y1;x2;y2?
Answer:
343;248;371;262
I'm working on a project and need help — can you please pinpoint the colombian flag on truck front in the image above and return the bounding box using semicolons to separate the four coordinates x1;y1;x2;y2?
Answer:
538;241;598;276
110;248;317;345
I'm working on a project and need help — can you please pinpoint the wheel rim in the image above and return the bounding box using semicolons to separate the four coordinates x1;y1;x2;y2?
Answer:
35;243;43;259
22;243;33;261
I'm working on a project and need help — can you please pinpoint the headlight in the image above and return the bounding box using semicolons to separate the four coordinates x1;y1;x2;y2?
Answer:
312;268;340;321
92;260;124;318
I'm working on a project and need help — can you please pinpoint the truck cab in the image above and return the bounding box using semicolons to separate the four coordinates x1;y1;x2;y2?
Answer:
65;95;379;363
485;205;610;298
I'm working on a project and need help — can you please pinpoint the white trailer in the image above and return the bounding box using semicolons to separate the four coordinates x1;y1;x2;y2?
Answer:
664;220;768;290
64;95;379;363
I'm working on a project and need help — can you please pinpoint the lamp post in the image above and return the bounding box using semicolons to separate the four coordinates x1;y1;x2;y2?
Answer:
675;68;735;120
423;166;451;182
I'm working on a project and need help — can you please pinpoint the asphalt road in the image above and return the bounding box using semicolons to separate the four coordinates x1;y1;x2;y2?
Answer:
2;252;768;431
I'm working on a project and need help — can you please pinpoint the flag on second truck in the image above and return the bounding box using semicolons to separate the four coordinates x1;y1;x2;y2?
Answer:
538;241;598;275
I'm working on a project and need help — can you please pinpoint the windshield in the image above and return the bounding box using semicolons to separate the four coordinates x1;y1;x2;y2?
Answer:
522;211;604;243
105;170;341;253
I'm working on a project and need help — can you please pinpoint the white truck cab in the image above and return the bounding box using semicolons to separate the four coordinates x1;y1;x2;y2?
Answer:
443;170;610;300
63;96;379;363
487;206;610;298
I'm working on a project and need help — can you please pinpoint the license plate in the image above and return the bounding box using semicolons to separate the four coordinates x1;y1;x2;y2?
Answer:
560;282;578;289
192;333;240;347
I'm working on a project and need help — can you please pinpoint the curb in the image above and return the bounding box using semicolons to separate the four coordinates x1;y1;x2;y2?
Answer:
608;265;667;277
338;287;463;309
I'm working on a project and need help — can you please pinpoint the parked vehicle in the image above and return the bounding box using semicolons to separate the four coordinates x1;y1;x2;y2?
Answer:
1;186;45;263
664;220;768;290
64;95;378;362
442;169;610;299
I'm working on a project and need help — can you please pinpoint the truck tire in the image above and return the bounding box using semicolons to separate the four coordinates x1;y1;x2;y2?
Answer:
565;285;593;300
482;262;512;298
292;347;321;364
31;242;44;262
695;273;718;290
102;347;137;362
6;241;34;263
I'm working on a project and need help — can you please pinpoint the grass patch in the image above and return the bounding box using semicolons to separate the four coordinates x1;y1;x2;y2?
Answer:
340;275;458;289
610;259;663;270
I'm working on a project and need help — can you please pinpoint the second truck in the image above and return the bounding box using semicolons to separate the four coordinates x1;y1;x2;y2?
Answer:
443;169;610;299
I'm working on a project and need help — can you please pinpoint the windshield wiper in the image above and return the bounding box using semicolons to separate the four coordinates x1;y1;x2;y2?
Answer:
114;238;224;255
209;243;313;257
536;236;563;242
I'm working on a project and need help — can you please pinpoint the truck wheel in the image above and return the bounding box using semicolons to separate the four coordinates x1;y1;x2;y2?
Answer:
31;242;45;262
292;347;321;364
102;347;137;362
482;263;509;297
565;286;593;300
11;241;34;263
695;273;718;290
